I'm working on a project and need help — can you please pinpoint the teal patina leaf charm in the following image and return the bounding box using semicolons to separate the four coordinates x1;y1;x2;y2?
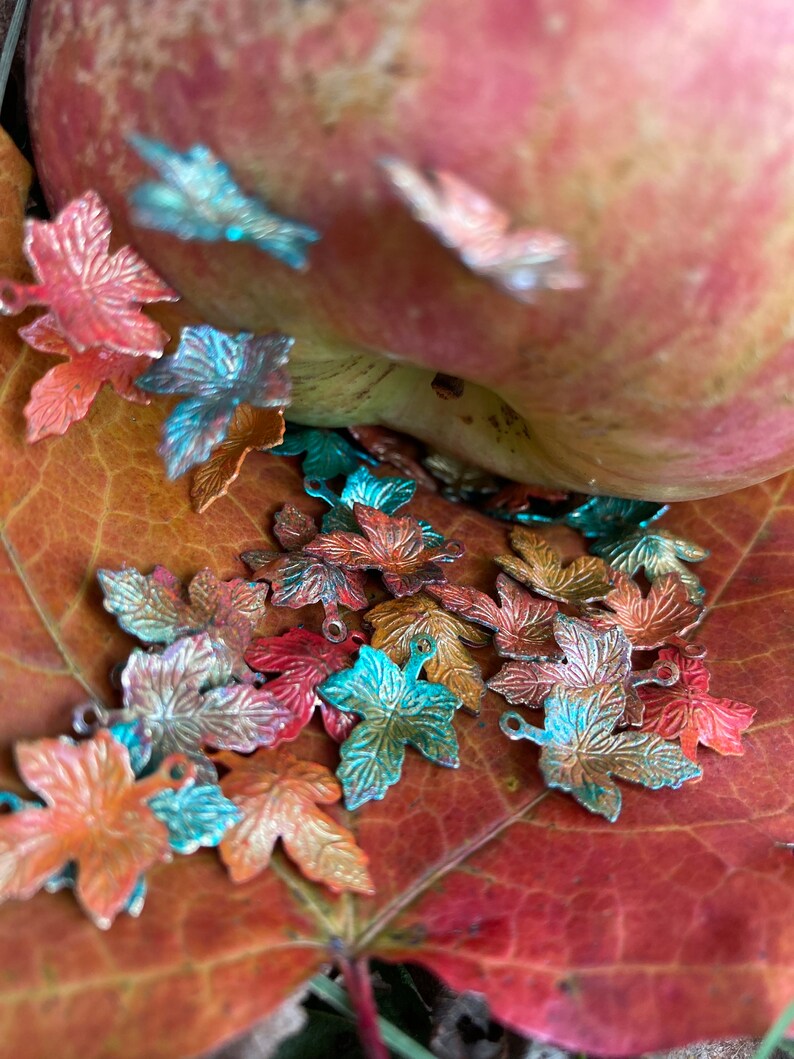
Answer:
592;528;709;602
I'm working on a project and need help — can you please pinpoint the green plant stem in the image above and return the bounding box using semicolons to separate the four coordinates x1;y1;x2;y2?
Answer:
754;1000;794;1059
0;0;27;109
309;970;436;1059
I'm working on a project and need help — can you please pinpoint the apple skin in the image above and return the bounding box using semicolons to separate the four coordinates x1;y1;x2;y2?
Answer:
26;0;794;499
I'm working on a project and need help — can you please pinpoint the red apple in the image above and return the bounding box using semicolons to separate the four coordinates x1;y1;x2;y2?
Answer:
26;0;794;499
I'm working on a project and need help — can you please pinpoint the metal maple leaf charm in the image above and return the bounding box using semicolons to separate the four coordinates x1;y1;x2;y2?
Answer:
273;425;365;478
190;405;286;513
244;628;364;743
594;571;703;650
428;573;559;660
305;503;464;597
366;593;490;714
381;158;584;302
137;325;293;478
639;647;757;760
592;528;709;602
0;190;177;355
0;730;193;928
489;614;678;726
495;528;613;605
108;634;296;782
501;683;701;821
98;564;268;669
20;315;152;443
562;497;669;538
319;638;461;810
217;748;374;894
129;136;321;269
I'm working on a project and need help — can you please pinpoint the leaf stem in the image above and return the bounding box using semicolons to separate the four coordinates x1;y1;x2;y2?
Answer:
339;956;389;1059
309;967;436;1059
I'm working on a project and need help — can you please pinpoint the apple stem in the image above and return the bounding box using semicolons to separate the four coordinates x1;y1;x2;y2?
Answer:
341;955;389;1059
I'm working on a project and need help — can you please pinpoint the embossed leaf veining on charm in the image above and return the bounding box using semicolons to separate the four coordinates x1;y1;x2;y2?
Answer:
273;425;366;479
129;136;321;269
0;189;177;355
137;324;293;478
594;571;703;650
381;158;584;302
218;748;373;894
501;683;701;821
592;528;709;602
495;528;613;605
191;404;285;513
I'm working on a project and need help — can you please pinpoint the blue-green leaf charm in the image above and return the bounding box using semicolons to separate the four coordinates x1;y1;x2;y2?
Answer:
592;528;709;602
148;783;241;855
137;325;293;478
319;637;461;810
272;426;369;479
563;497;668;538
500;683;701;821
129;136;321;269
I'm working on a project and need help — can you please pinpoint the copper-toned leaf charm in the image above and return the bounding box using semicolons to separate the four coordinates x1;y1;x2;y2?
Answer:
217;748;373;894
319;637;461;810
305;504;464;597
366;594;490;715
129;136;321;269
422;450;500;502
495;528;613;605
191;405;286;513
381;158;584;302
639;647;757;761
244;628;365;743
592;528;709;603
20;315;152;443
428;573;559;661
305;465;417;533
0;730;193;928
487;481;570;515
596;572;703;650
98;564;268;664
347;425;438;491
0;190;177;355
242;542;368;643
137;325;293;479
115;634;295;781
489;613;678;725
500;683;701;821
272;505;319;551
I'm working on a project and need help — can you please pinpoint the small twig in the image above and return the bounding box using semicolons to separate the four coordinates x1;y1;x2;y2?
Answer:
0;0;28;112
309;969;436;1059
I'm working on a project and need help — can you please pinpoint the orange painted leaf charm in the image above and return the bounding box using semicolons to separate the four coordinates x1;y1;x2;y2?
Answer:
21;315;152;443
639;647;757;760
0;730;193;929
218;748;374;895
595;571;703;649
428;573;559;660
366;593;490;714
495;527;613;605
0;190;177;355
305;503;464;597
191;404;286;513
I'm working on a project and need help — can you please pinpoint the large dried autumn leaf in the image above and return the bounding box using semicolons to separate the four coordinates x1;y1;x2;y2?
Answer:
1;131;793;1059
217;748;373;894
0;190;176;355
495;527;613;604
366;594;489;714
0;730;191;929
20;315;152;443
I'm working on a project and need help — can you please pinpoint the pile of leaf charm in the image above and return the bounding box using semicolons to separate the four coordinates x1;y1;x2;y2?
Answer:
0;189;756;929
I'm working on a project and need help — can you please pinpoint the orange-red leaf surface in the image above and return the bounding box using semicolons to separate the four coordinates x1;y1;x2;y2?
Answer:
217;748;373;895
0;131;793;1058
596;570;702;649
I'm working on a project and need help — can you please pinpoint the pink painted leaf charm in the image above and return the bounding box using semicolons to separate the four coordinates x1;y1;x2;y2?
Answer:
0;190;177;355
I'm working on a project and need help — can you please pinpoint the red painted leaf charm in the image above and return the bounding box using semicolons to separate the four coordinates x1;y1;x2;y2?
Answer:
0;190;177;355
305;503;464;597
244;628;364;743
347;425;438;491
428;573;559;660
218;749;374;895
272;505;318;551
640;647;757;760
0;730;193;929
595;571;703;649
21;316;152;443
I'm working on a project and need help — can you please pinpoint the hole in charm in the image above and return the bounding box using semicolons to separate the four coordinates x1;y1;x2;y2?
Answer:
323;617;347;643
